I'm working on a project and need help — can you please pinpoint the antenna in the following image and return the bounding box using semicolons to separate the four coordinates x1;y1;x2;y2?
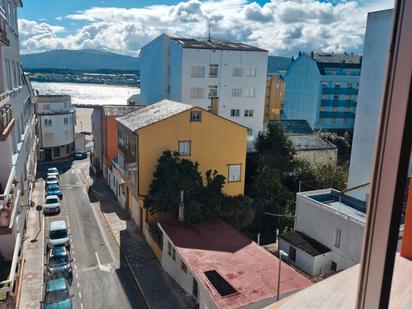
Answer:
208;19;211;41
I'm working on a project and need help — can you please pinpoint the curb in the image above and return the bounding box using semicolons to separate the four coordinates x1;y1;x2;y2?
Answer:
99;201;152;309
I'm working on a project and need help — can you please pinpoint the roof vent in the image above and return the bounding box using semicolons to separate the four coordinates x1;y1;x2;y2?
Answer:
204;270;238;297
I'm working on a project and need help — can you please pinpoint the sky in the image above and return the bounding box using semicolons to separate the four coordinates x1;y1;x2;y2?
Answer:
18;0;394;57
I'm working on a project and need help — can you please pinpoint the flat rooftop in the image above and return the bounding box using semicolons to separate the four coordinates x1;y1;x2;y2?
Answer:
301;189;367;223
280;231;331;257
171;37;267;52
159;219;312;308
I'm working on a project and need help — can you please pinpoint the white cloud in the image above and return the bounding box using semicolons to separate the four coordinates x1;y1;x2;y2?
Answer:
18;0;393;56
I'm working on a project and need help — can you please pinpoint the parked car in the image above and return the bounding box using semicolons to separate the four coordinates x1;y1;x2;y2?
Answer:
46;246;72;280
48;220;70;249
41;278;72;309
46;175;59;188
43;195;61;215
47;167;59;178
74;151;87;160
46;184;63;200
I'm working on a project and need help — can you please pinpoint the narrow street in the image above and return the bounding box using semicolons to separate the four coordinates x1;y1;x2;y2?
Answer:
37;158;146;309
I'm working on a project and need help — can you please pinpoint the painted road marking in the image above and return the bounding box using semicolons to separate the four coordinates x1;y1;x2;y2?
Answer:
75;273;79;279
80;303;84;309
95;251;112;273
78;292;82;299
74;264;78;270
77;282;80;288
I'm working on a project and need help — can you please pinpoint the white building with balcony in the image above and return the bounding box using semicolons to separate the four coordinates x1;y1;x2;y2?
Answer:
0;0;37;302
36;95;75;161
139;34;268;143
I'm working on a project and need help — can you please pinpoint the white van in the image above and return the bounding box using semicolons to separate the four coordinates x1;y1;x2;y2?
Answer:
48;220;70;249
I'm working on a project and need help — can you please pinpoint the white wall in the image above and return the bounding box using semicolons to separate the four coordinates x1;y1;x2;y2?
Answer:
295;194;364;271
177;48;267;138
39;113;75;148
347;9;393;200
295;148;338;166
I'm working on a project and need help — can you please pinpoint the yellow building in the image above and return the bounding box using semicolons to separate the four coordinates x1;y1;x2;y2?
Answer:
264;74;285;121
115;99;247;234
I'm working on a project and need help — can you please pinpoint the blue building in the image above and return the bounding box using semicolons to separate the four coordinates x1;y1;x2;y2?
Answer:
282;52;362;132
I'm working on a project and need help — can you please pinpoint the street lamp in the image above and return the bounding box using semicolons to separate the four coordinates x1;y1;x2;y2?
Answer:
277;250;289;301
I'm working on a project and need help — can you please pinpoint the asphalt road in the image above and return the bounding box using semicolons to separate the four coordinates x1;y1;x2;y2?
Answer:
40;158;146;309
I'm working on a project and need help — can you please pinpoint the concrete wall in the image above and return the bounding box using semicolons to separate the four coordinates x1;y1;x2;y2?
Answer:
178;48;267;138
169;40;183;102
39;112;75;148
140;34;170;105
295;194;364;271
347;9;393;200
295;148;338;166
108;167;126;209
264;75;285;121
137;107;247;197
91;107;103;170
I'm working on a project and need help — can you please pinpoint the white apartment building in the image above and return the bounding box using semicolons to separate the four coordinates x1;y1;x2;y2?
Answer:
347;9;393;200
36;95;75;161
279;189;367;276
140;34;268;142
0;0;37;302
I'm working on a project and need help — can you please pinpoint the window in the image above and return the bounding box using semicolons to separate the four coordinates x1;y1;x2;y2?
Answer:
334;228;341;248
178;141;191;156
228;164;241;182
247;129;253;136
232;88;242;97
48;119;52;126
44;119;48;126
348;82;353;88
322;82;328;88
331;261;337;272
191;66;205;78
172;248;176;260
192;278;198;298
334;95;339;100
64;117;68;125
53;147;60;157
244;88;255;97
244;109;254;117
44;104;51;110
289;246;296;262
230;109;240;117
190;87;204;99
245;67;257;77
334;83;340;88
233;67;243;77
209;64;219;78
181;262;187;273
190;111;201;122
168;241;171;256
208;85;218;98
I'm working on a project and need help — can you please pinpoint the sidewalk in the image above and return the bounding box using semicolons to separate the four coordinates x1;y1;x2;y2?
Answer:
18;180;44;309
89;178;197;309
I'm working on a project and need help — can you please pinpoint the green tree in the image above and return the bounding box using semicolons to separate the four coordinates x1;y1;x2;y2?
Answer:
220;195;254;229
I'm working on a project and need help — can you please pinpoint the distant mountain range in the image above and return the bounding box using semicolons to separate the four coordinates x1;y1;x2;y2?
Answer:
21;49;291;75
21;49;140;72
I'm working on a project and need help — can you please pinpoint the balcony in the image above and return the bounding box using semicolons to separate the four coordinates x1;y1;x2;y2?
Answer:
321;87;358;95
0;15;9;46
0;181;18;234
320;100;357;107
0;103;14;141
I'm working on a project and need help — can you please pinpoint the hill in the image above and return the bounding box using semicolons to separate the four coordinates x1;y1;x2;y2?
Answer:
21;49;140;72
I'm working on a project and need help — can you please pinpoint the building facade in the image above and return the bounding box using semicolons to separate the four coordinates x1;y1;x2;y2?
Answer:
289;134;337;166
36;95;75;161
139;34;268;141
347;9;393;200
115;99;247;233
279;189;368;276
264;74;285;121
0;0;37;302
282;52;361;133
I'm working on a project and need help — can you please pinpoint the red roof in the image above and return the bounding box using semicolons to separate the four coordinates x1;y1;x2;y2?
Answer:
159;219;312;308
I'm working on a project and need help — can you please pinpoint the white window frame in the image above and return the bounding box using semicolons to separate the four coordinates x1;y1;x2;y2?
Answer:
245;67;257;77
190;87;204;99
208;85;218;98
178;141;191;156
228;164;241;182
244;109;254;117
232;88;242;97
230;109;240;117
209;64;219;78
244;88;256;98
233;67;243;77
191;66;205;78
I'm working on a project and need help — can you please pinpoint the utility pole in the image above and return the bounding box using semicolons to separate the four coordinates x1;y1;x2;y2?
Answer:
277;250;288;301
178;190;184;222
208;19;211;41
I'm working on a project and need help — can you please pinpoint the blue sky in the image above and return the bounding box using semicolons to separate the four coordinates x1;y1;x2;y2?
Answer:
18;0;393;56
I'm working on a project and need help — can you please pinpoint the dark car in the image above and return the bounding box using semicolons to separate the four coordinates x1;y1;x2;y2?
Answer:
47;183;63;200
41;278;72;309
46;246;73;280
74;151;87;160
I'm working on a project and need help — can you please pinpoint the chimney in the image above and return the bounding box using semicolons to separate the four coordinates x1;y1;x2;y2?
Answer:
311;51;314;58
291;56;294;62
298;51;301;56
178;190;184;222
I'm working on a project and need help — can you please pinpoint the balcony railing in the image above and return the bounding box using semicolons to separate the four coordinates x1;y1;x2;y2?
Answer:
322;87;358;95
0;103;13;134
0;15;9;46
